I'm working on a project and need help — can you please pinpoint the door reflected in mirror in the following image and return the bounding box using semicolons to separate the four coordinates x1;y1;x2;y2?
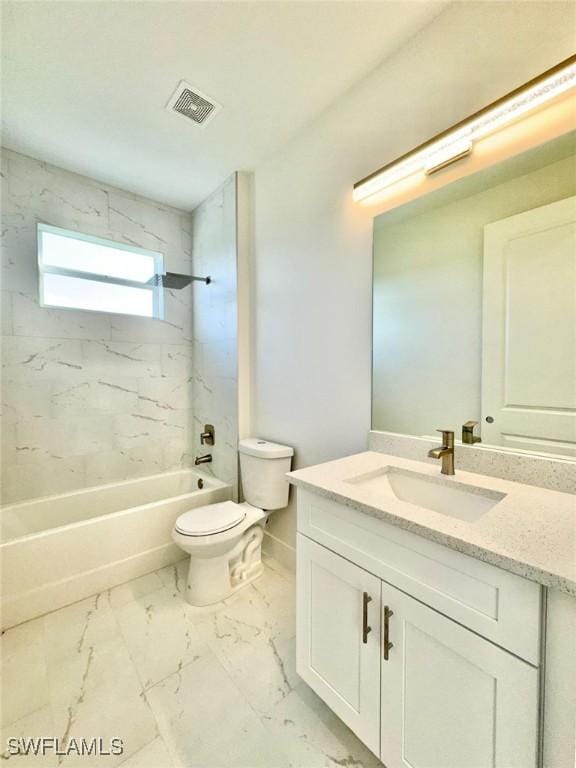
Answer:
372;131;576;459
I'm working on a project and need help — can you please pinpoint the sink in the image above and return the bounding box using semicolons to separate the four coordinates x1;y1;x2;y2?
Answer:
344;467;506;522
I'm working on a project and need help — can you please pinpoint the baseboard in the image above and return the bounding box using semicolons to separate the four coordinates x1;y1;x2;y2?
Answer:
262;531;296;573
1;542;182;630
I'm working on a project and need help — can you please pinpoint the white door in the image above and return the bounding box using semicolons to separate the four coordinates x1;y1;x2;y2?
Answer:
296;534;381;755
482;195;576;455
379;580;539;768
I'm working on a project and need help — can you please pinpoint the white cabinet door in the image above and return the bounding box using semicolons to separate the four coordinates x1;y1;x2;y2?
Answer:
297;534;381;755
380;580;539;768
482;195;576;456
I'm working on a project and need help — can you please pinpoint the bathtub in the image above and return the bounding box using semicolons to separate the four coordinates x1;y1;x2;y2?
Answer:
0;469;232;629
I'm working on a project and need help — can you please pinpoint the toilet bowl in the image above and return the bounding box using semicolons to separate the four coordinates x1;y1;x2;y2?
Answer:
172;438;293;606
172;501;266;605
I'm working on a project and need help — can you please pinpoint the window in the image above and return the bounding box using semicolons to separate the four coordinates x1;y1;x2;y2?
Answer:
37;224;165;319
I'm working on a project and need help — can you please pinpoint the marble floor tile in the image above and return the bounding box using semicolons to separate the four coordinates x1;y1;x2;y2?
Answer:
206;569;296;649
156;558;189;597
261;682;382;768
118;736;173;768
0;706;57;767
1;559;377;768
262;552;296;582
1;617;49;727
248;565;296;635
106;572;165;610
145;650;285;768
43;593;120;673
50;635;158;768
114;586;212;690
207;611;298;715
0;615;45;660
41;594;157;768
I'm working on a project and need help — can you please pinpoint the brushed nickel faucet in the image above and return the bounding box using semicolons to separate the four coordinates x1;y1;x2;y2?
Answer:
428;430;455;475
194;454;212;466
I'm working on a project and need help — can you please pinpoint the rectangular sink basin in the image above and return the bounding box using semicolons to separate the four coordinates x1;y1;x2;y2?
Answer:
344;467;506;522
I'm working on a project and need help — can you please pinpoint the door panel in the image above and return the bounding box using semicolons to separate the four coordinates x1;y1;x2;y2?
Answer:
297;534;381;755
380;581;539;768
482;195;576;455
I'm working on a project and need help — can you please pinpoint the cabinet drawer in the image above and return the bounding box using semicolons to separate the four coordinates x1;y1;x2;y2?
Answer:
298;489;542;664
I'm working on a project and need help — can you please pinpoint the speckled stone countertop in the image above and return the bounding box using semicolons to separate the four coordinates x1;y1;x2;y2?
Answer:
288;451;576;596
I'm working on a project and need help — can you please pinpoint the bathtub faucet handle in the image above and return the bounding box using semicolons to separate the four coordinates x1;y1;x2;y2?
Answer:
200;424;215;446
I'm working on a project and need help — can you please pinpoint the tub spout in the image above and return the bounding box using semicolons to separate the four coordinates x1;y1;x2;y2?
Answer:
194;454;212;465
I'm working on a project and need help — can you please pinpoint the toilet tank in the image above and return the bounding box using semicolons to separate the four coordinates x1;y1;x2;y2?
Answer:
239;438;294;510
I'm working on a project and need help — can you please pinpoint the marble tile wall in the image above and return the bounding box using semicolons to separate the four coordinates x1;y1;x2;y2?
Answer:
1;150;196;504
190;176;239;495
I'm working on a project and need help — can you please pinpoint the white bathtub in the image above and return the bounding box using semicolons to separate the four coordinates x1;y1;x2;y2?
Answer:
0;469;232;629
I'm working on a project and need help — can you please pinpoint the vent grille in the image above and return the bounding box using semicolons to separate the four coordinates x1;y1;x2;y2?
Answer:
166;81;221;127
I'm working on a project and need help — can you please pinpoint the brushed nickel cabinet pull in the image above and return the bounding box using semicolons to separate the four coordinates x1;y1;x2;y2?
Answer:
383;605;394;660
362;592;372;644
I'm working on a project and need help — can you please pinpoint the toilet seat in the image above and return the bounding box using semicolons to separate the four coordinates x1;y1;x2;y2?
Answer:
175;501;246;537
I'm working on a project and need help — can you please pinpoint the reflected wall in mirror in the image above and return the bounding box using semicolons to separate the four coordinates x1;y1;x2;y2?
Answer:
372;131;576;459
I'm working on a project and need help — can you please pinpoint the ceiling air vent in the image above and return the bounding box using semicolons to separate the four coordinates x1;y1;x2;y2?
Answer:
166;80;222;127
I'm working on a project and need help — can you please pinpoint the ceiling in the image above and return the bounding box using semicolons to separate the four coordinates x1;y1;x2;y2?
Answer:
1;1;447;210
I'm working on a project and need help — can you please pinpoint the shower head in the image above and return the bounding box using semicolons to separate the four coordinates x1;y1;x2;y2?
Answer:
151;272;212;289
161;272;193;289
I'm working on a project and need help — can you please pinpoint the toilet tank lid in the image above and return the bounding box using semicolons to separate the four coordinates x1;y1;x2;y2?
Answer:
239;438;293;459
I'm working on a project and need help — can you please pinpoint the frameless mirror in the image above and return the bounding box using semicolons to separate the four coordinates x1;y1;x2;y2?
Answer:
372;131;576;459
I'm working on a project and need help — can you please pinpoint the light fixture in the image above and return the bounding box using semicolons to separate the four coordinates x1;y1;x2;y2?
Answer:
353;55;576;202
424;139;472;175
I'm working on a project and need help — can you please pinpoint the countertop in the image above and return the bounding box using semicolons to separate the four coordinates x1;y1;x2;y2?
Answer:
287;451;576;596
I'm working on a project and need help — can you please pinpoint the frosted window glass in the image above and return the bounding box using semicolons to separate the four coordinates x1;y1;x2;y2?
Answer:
40;230;156;282
42;273;154;317
37;224;164;319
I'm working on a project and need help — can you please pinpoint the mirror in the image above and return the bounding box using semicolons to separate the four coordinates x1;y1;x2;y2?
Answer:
372;131;576;459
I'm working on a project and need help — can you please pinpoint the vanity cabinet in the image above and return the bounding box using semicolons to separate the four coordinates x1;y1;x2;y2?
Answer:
297;535;382;754
296;489;541;768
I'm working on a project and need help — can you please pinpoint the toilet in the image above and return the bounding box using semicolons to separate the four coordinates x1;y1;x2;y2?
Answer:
172;438;293;606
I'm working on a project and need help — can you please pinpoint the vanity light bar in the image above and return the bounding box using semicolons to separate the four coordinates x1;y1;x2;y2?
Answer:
353;55;576;202
424;139;472;175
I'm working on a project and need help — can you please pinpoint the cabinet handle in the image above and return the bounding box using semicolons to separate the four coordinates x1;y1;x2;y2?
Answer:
362;592;372;644
383;605;394;660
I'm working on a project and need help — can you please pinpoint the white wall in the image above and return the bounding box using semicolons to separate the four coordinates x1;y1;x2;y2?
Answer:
1;150;194;504
252;1;576;564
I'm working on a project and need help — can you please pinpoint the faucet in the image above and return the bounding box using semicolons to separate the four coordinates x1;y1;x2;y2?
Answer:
200;424;215;446
462;420;481;445
428;430;455;475
194;454;212;466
